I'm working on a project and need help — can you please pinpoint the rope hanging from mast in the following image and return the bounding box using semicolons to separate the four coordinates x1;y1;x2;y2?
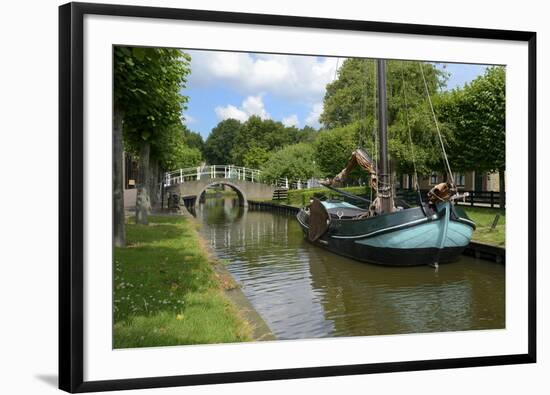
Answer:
418;62;455;188
400;62;420;192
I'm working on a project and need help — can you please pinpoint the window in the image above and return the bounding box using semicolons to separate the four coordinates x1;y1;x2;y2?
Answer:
430;172;438;185
454;173;465;187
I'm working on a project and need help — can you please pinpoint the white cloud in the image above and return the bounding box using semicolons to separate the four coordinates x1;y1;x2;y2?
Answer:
187;51;343;104
305;102;323;128
241;95;270;119
182;114;197;124
282;114;299;128
215;95;270;122
215;104;248;122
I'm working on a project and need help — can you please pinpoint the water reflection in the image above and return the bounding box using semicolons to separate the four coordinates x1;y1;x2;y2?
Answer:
196;197;505;340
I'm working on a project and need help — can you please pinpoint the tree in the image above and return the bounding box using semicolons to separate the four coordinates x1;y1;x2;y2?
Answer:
319;59;450;176
437;66;506;207
115;47;191;225
243;146;271;169
314;123;359;178
231;116;285;165
204;119;242;164
182;127;205;153
296;126;318;143
260;143;321;183
321;59;446;129
152;124;203;170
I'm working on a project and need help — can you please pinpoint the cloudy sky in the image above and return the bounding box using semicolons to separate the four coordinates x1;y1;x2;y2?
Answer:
181;50;489;138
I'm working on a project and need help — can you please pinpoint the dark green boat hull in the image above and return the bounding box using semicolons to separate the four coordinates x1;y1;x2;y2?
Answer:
296;203;475;266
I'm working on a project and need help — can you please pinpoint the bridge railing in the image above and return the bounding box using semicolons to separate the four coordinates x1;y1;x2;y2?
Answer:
164;165;325;190
164;165;262;186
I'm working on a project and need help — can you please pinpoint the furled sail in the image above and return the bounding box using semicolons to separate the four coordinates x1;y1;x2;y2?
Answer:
427;182;455;204
327;148;378;189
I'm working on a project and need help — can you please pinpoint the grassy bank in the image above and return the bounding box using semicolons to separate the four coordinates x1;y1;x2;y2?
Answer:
114;215;251;348
462;207;505;246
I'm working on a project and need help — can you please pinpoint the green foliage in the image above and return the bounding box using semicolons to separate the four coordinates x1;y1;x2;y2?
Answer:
204;119;242;164
114;216;251;348
321;59;447;129
320;59;450;174
243;146;271;169
314;122;376;179
204;116;318;167
151;124;202;170
286;186;370;206
231;116;289;165
437;66;505;174
182;127;205;153
114;46;192;162
314;123;357;177
260;143;321;183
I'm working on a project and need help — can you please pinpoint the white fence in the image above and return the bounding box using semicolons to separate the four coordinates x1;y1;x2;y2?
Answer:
163;165;323;190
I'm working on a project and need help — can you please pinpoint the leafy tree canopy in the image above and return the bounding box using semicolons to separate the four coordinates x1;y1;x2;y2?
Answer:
182;127;205;153
436;66;505;174
152;124;203;170
114;46;192;160
260;143;322;183
321;59;447;129
243;146;271;169
204;116;318;167
314;122;362;178
320;59;453;175
204;118;242;165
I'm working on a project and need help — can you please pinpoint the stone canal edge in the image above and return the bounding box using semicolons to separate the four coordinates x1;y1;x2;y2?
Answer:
180;208;277;342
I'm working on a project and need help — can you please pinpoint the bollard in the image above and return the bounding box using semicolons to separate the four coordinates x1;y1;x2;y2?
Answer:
490;214;500;231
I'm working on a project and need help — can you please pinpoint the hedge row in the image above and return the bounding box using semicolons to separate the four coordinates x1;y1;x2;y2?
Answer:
285;185;371;207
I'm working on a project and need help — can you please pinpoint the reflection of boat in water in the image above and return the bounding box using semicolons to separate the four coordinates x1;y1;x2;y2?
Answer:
297;59;475;267
305;245;504;336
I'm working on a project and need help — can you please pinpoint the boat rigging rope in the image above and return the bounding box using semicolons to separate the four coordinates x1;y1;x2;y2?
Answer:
333;57;340;82
400;62;420;192
359;59;369;148
372;59;379;196
418;63;455;188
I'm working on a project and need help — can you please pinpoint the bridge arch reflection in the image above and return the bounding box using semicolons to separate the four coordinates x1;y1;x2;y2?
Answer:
195;181;248;209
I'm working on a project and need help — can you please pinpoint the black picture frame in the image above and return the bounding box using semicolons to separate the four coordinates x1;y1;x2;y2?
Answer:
59;2;537;392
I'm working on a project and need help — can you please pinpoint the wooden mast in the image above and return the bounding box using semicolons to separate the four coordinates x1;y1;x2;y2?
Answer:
377;59;394;213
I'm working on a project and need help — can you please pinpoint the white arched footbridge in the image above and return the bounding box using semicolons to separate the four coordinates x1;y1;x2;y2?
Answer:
163;165;322;208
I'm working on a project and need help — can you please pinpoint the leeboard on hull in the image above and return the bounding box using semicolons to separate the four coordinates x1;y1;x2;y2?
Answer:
296;200;476;266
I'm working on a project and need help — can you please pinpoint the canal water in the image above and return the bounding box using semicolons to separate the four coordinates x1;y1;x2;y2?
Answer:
195;196;505;340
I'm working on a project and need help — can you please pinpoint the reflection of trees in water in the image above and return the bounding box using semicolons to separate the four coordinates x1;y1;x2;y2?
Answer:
199;196;245;225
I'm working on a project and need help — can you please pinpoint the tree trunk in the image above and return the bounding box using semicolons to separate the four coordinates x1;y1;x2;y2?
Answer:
149;158;159;207
498;166;505;211
136;141;151;225
113;106;126;247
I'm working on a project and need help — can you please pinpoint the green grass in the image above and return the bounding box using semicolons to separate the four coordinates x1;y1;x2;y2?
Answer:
462;207;505;246
113;215;251;348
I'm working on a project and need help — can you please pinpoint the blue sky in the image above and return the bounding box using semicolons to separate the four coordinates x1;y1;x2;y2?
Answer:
438;63;488;90
181;50;491;139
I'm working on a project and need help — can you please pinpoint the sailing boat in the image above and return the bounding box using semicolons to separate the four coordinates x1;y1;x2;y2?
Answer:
296;59;475;267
